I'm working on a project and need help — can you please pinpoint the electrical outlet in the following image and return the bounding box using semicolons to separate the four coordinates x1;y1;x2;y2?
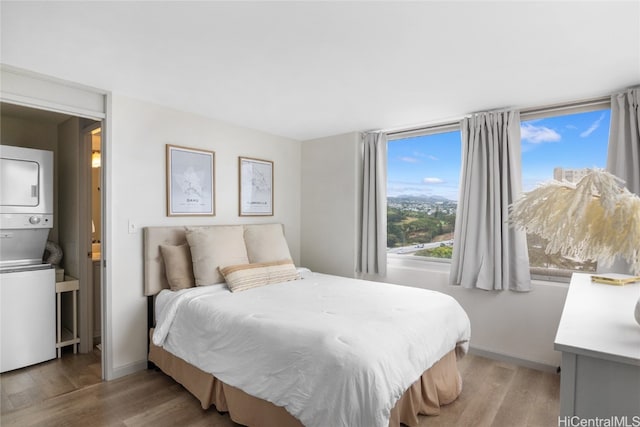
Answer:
128;220;137;234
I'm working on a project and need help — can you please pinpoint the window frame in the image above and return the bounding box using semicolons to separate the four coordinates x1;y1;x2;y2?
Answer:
386;97;612;282
386;125;461;263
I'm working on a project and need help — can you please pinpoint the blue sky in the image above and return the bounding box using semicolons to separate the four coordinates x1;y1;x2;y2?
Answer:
387;109;610;200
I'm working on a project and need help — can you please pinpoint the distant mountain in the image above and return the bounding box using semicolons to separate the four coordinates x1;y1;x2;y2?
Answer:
388;195;455;203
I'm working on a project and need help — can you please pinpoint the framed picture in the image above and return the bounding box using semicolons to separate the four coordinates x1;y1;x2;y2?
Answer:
239;157;273;216
166;144;215;216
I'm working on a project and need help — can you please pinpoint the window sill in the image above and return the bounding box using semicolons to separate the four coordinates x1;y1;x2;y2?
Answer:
387;254;451;274
387;254;573;284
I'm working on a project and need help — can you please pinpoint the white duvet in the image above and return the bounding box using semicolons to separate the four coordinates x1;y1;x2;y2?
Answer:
153;271;470;427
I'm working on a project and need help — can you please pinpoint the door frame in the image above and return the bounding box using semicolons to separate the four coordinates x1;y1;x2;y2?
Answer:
1;65;111;380
79;122;101;355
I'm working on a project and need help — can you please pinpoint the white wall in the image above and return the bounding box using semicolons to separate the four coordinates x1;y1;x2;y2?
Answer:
108;95;301;377
299;134;568;370
383;258;567;369
300;132;360;278
57;117;80;278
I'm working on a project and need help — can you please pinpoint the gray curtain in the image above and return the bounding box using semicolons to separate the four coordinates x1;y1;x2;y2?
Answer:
602;88;640;274
607;88;640;195
450;111;531;291
358;132;387;275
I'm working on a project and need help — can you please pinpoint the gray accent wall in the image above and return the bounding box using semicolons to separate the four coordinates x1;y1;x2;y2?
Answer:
301;132;361;278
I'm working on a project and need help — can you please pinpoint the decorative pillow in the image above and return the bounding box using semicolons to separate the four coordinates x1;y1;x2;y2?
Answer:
186;225;249;286
244;223;292;263
159;243;195;291
219;259;300;292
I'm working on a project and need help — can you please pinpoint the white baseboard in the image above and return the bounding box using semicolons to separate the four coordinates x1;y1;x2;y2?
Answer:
468;346;559;373
107;359;148;380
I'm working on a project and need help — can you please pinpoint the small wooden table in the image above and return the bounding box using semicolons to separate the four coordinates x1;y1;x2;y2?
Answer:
554;273;640;418
55;276;80;357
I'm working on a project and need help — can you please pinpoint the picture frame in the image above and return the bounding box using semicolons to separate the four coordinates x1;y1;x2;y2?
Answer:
166;144;215;216
239;157;273;216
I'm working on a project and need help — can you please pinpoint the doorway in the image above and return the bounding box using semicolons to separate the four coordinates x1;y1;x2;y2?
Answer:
84;124;102;353
0;103;105;384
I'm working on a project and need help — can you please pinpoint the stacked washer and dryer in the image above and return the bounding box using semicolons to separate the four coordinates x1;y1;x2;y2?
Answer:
0;144;57;373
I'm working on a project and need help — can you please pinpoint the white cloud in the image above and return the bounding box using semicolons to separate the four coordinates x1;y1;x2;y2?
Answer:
399;156;419;163
521;123;561;144
580;112;606;138
411;151;438;161
423;177;444;184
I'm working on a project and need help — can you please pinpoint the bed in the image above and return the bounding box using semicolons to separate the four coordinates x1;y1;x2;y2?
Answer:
144;224;471;427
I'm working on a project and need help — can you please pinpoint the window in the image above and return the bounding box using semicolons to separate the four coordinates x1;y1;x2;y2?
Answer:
387;104;611;275
387;129;461;260
521;108;611;274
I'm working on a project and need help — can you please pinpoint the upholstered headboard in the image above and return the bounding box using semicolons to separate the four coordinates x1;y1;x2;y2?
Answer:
144;226;190;296
143;223;288;296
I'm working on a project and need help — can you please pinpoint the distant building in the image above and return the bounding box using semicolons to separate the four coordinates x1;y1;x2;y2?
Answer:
553;167;589;183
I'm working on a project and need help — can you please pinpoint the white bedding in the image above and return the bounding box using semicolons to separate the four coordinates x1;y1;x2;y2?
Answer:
153;271;471;427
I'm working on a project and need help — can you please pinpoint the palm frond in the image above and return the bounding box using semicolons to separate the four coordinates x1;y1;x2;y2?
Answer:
510;169;640;275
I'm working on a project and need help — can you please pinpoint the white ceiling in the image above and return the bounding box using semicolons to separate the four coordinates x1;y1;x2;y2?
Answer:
1;1;639;141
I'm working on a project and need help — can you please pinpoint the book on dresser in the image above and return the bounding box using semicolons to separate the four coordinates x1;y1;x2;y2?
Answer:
590;273;640;286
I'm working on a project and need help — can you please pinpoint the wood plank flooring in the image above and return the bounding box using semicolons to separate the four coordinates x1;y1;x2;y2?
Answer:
1;348;102;414
1;353;559;427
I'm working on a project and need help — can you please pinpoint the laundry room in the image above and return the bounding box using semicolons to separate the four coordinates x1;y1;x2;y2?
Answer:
0;103;102;375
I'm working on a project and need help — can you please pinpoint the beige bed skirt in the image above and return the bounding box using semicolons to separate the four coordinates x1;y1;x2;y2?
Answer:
149;337;462;427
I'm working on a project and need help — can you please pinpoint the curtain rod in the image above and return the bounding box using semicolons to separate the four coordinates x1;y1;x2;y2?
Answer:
384;95;612;138
386;120;459;137
520;96;610;117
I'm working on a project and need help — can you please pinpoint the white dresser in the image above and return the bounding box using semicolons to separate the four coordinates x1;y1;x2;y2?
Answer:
554;273;640;418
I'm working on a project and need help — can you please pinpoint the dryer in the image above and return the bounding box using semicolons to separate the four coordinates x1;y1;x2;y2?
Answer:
0;144;56;372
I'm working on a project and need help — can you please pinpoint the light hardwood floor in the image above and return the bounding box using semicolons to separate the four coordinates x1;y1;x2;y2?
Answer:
1;353;560;427
1;348;102;414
